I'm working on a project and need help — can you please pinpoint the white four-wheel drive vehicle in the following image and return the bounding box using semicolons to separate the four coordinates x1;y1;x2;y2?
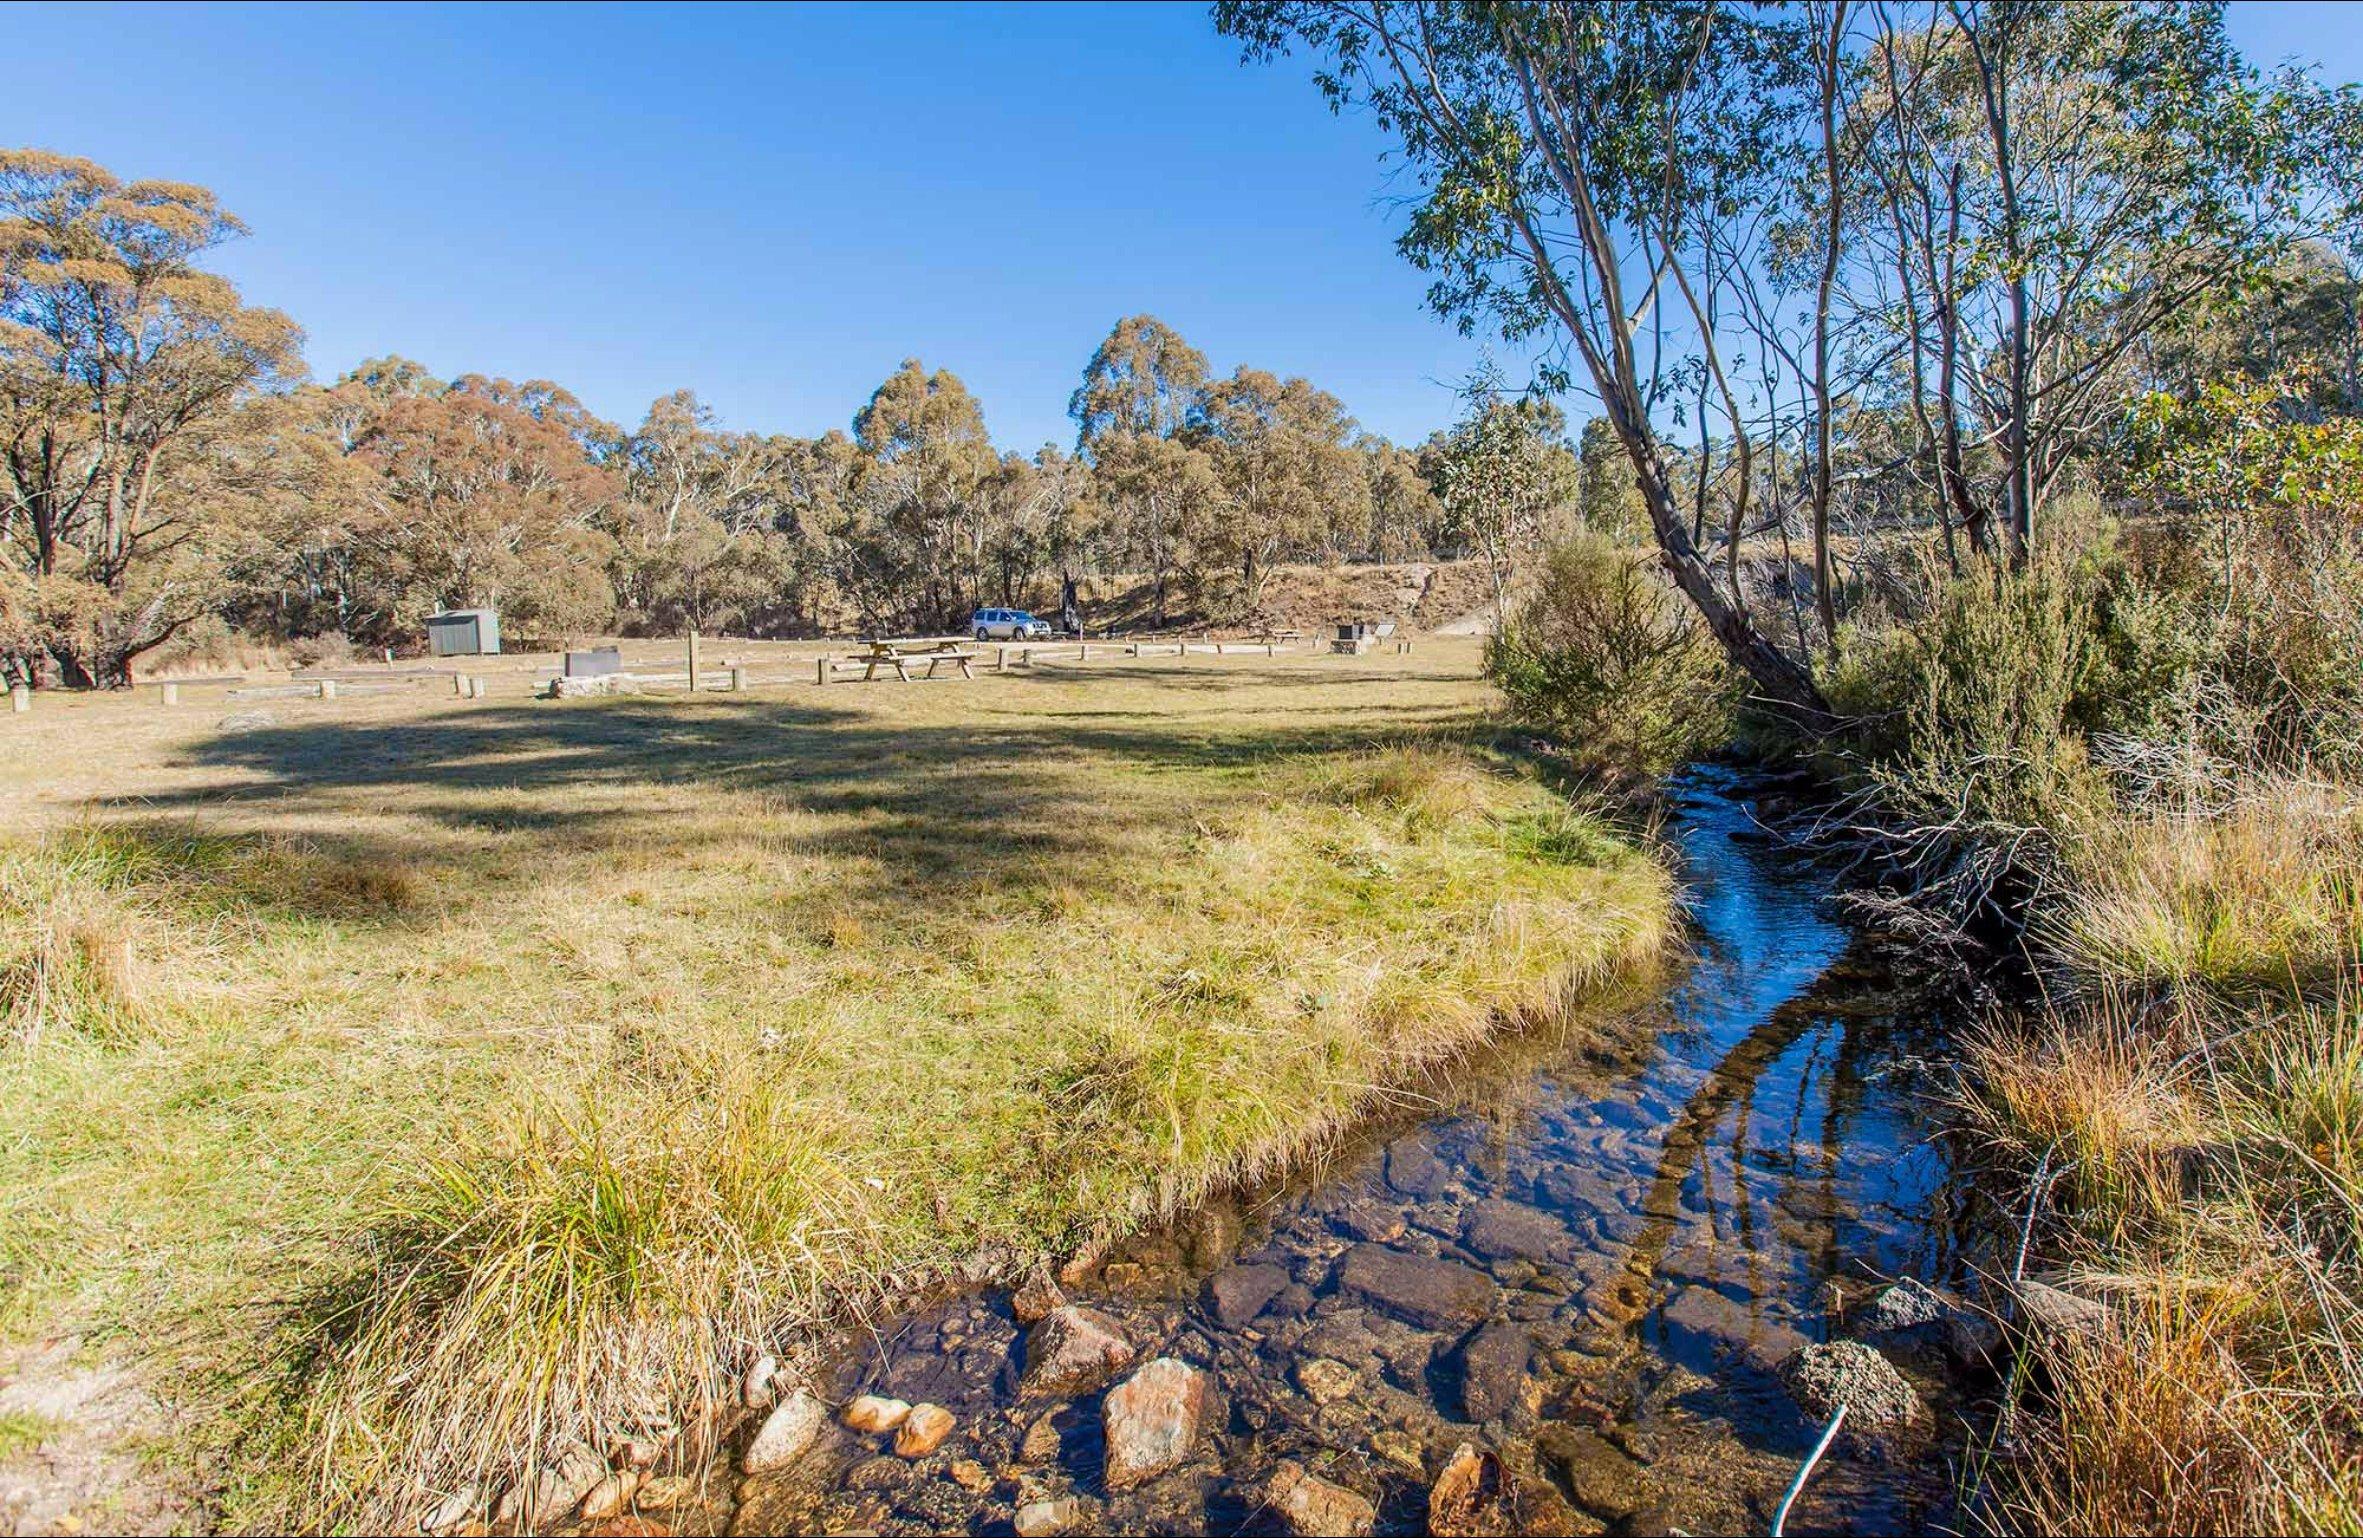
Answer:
970;607;1054;640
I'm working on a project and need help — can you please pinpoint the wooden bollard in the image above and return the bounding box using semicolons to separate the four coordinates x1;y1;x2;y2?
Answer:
9;684;28;714
160;682;179;705
996;645;1008;672
730;666;747;692
1079;643;1090;662
686;631;703;693
816;656;829;686
468;676;487;699
317;679;337;700
452;673;469;697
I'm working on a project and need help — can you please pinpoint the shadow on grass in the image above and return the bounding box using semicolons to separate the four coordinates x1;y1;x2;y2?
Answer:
78;678;1511;918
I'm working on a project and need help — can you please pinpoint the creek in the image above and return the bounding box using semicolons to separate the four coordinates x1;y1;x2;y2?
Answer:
709;766;1983;1536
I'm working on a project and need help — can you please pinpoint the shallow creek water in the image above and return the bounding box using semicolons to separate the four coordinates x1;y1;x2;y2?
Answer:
705;767;1978;1536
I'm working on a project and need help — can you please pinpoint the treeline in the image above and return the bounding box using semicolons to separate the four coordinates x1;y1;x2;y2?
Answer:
0;149;1648;686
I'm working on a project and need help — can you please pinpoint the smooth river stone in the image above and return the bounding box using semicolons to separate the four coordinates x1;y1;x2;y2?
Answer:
1019;1304;1136;1397
1450;1321;1531;1423
1458;1199;1571;1263
1102;1357;1209;1489
1336;1244;1497;1330
1204;1262;1291;1328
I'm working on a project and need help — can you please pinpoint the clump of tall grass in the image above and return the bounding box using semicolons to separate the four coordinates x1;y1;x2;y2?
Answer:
0;828;183;1046
1963;965;2363;1533
1988;1264;2363;1536
2052;776;2363;994
295;1065;895;1533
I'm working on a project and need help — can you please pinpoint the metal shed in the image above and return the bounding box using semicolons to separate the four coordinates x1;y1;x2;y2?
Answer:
425;609;501;657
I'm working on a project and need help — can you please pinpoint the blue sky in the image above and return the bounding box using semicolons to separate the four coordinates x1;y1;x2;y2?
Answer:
5;1;2357;453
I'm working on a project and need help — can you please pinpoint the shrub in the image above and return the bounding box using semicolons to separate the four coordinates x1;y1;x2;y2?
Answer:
1485;533;1735;786
2119;379;2363;773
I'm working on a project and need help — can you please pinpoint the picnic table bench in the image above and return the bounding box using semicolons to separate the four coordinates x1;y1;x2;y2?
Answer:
855;638;978;682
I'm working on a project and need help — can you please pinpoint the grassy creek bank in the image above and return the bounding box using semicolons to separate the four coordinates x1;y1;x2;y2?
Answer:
1939;778;2363;1534
0;643;1678;1533
596;768;2003;1538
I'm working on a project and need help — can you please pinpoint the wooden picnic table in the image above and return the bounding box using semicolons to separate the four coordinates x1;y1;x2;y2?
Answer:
856;638;978;682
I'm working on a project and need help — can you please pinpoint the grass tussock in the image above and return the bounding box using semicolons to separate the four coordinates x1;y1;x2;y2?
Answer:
2053;776;2363;994
0;644;1672;1532
1994;1274;2363;1536
1967;977;2363;1533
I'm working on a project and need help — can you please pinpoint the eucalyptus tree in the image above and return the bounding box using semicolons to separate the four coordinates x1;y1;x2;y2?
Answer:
1188;366;1369;608
1434;387;1578;625
339;372;623;642
1094;430;1229;627
1361;435;1443;563
612;390;787;634
1218;0;2363;717
1860;2;2363;560
0;149;304;684
852;358;999;624
1070;315;1212;454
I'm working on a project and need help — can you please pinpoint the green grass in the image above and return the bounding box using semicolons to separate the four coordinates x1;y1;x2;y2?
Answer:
0;1408;64;1460
0;644;1673;1531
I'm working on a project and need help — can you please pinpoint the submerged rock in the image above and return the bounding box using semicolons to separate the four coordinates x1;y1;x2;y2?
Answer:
1658;1285;1809;1372
1535;1424;1645;1521
1428;1441;1516;1537
893;1403;955;1458
1294;1356;1360;1406
1019;1305;1135;1398
1014;1495;1088;1536
1102;1357;1209;1489
1338;1200;1410;1243
1265;1459;1378;1537
1012;1265;1067;1325
1018;1410;1065;1463
1386;1136;1450;1197
1180;1198;1245;1269
1337;1244;1497;1330
1460;1200;1569;1264
1206;1262;1290;1328
742;1388;830;1473
841;1393;912;1434
1452;1321;1532;1423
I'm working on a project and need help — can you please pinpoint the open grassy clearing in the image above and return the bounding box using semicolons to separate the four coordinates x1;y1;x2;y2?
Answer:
0;640;1673;1530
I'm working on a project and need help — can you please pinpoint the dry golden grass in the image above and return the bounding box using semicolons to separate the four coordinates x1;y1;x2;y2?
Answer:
1988;1269;2363;1536
1968;943;2363;1532
0;640;1672;1531
2054;777;2363;995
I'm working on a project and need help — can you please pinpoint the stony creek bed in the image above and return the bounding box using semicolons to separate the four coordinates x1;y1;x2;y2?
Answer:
632;767;1991;1537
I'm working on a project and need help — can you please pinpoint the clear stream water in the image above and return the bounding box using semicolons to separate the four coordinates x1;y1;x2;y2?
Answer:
704;767;1977;1536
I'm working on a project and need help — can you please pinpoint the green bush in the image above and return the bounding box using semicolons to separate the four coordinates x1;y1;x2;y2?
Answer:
1822;558;2109;929
2119;379;2363;773
1486;534;1736;785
